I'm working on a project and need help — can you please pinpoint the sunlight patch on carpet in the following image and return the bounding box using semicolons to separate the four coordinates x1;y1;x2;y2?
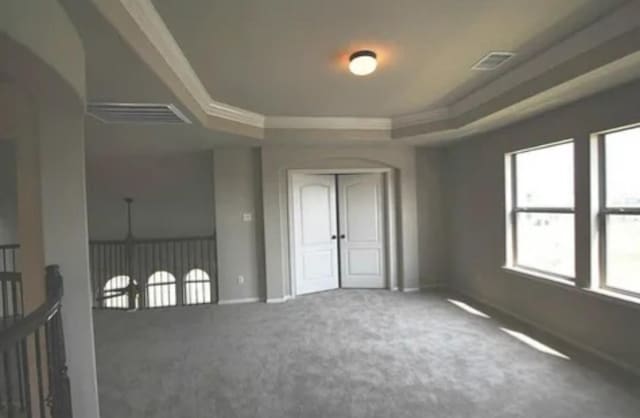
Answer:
447;299;491;318
501;328;570;360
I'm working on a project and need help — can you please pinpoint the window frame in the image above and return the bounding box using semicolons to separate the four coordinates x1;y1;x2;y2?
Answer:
597;128;640;298
507;140;576;281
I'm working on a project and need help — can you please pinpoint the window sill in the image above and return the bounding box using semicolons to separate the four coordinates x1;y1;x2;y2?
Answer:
502;266;640;310
502;266;575;287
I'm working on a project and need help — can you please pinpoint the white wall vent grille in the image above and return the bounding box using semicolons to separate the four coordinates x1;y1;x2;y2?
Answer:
471;52;515;71
87;103;191;124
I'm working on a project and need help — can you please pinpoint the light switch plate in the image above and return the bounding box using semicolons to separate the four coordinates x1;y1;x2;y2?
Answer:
242;213;253;222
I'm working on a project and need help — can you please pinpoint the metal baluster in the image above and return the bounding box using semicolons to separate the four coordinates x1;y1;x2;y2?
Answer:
212;235;219;303
100;244;104;307
2;278;14;417
15;340;24;413
180;241;186;304
20;339;31;418
162;242;169;307
198;240;204;303
172;241;179;305
136;244;143;309
34;329;45;418
206;238;211;303
187;241;193;303
150;243;155;308
11;248;16;273
10;279;25;412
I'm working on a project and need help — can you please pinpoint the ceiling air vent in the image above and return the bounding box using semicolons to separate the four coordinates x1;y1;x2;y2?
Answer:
87;103;191;124
471;52;515;71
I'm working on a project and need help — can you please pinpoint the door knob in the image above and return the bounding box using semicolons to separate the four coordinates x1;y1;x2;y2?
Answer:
340;234;346;239
331;235;337;240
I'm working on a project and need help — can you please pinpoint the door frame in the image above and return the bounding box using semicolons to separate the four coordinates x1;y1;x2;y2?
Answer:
287;168;398;298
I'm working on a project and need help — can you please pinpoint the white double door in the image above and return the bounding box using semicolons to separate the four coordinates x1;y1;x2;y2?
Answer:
292;173;386;295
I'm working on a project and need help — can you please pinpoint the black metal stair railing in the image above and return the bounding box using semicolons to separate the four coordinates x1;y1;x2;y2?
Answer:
0;266;72;418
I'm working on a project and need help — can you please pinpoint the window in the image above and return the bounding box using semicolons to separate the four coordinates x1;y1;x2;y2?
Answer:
146;271;176;308
184;269;211;305
103;276;138;309
507;141;575;279
599;126;640;296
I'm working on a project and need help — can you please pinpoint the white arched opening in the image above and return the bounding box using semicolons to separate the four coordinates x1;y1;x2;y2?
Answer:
146;271;177;308
184;268;211;305
103;275;137;309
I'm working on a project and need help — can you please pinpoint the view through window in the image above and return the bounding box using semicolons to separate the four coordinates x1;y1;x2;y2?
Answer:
508;141;575;278
602;126;640;295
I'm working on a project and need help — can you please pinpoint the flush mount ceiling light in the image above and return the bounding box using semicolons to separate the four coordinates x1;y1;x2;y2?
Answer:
349;50;377;76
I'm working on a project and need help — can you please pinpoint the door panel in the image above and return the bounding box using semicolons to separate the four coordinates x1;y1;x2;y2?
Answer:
338;174;386;288
347;249;381;275
292;174;339;295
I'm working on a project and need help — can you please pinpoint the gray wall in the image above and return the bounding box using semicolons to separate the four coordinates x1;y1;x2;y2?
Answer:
86;149;265;303
443;78;640;373
416;148;448;287
213;147;265;302
87;152;215;239
0;141;17;245
261;144;421;300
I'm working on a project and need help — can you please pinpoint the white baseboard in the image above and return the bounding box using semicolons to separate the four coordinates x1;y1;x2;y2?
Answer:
454;287;640;377
218;297;261;305
266;295;292;304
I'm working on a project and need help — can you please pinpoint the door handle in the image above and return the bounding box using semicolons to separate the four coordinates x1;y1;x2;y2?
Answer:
331;235;337;240
340;234;346;239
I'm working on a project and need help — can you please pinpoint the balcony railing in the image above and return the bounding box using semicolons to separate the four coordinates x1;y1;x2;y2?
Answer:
0;245;19;273
90;235;218;310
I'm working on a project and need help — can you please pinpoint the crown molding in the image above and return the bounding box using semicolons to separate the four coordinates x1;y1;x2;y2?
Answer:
392;108;451;129
207;101;265;128
93;0;640;144
266;116;391;130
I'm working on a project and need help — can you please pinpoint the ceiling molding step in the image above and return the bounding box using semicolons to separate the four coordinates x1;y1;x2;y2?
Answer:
265;116;391;131
264;127;392;143
115;0;212;108
404;50;640;146
396;26;640;141
207;101;265;128
392;108;451;129
453;0;640;117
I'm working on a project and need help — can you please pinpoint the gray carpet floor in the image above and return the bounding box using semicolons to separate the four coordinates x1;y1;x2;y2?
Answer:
93;290;640;418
